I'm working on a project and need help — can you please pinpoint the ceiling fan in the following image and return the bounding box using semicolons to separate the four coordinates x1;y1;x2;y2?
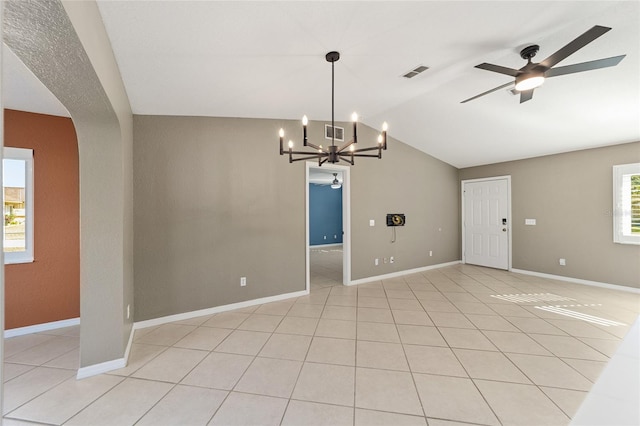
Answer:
461;25;626;104
313;172;342;189
330;173;342;189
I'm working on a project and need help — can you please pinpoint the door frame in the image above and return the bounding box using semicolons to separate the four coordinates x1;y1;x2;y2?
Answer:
461;175;512;270
305;161;351;290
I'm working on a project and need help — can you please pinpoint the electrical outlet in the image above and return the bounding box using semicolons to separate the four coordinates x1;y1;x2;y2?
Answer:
240;277;247;286
390;256;394;263
429;250;433;257
374;258;379;266
559;259;566;266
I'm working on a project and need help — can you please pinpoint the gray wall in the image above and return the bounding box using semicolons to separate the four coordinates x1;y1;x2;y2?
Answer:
133;116;460;321
134;116;306;321
4;0;134;367
459;141;640;289
348;124;460;280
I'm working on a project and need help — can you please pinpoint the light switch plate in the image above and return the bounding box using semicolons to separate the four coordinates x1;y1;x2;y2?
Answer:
369;219;375;227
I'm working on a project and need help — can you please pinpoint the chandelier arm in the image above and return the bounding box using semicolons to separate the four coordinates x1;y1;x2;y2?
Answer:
337;139;355;153
289;155;325;163
305;142;324;151
337;156;354;165
289;150;327;156
351;146;381;153
351;153;381;158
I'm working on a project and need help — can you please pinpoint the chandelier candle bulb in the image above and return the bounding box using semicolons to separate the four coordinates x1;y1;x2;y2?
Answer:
382;122;388;150
352;112;358;143
302;115;308;145
279;128;284;154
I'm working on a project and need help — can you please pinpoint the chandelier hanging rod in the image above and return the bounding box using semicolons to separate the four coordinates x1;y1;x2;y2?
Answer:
278;51;388;166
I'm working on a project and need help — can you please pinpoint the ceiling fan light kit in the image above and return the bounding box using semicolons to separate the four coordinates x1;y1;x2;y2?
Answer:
279;51;388;166
462;25;626;104
514;74;544;91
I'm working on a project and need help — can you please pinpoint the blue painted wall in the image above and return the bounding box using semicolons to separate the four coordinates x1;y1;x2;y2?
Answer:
309;183;343;246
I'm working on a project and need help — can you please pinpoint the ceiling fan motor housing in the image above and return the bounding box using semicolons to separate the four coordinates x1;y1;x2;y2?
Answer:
520;45;540;61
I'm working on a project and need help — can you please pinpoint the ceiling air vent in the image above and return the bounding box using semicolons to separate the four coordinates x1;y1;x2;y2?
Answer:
325;124;344;142
402;65;429;79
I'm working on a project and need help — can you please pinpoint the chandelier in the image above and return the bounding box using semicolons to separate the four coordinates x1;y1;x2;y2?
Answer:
279;51;388;166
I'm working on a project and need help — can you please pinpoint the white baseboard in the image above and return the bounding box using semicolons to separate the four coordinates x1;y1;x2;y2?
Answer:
76;357;126;380
511;268;640;294
348;260;461;286
4;317;80;339
76;325;135;380
309;243;343;249
134;289;309;330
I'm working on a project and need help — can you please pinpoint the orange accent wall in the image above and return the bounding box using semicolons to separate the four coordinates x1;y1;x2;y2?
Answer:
4;109;80;329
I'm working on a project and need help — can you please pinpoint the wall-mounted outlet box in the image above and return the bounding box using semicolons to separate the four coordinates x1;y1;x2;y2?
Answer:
240;277;247;286
559;259;566;266
369;219;375;227
429;250;433;257
374;258;379;266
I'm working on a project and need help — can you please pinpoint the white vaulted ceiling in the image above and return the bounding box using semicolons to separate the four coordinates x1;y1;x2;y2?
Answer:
5;1;639;168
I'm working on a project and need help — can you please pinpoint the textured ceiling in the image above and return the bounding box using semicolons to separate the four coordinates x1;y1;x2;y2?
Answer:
3;45;69;118
4;1;639;168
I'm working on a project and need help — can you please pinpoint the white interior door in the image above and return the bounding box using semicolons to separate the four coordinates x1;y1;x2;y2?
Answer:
462;177;510;270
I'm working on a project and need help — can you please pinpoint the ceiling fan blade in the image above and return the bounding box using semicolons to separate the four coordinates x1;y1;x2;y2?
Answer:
519;89;534;103
545;55;626;77
475;63;520;77
461;81;514;103
540;25;611;69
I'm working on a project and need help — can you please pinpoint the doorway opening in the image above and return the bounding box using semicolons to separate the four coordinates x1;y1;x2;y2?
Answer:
461;176;512;270
306;162;351;292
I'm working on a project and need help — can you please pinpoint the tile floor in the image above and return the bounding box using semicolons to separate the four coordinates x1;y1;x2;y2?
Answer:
3;249;640;425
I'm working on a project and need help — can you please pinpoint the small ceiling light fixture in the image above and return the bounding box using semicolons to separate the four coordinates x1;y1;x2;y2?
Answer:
279;51;388;166
331;173;342;189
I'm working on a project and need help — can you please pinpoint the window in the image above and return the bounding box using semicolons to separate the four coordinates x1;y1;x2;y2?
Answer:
3;147;34;263
613;162;640;245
